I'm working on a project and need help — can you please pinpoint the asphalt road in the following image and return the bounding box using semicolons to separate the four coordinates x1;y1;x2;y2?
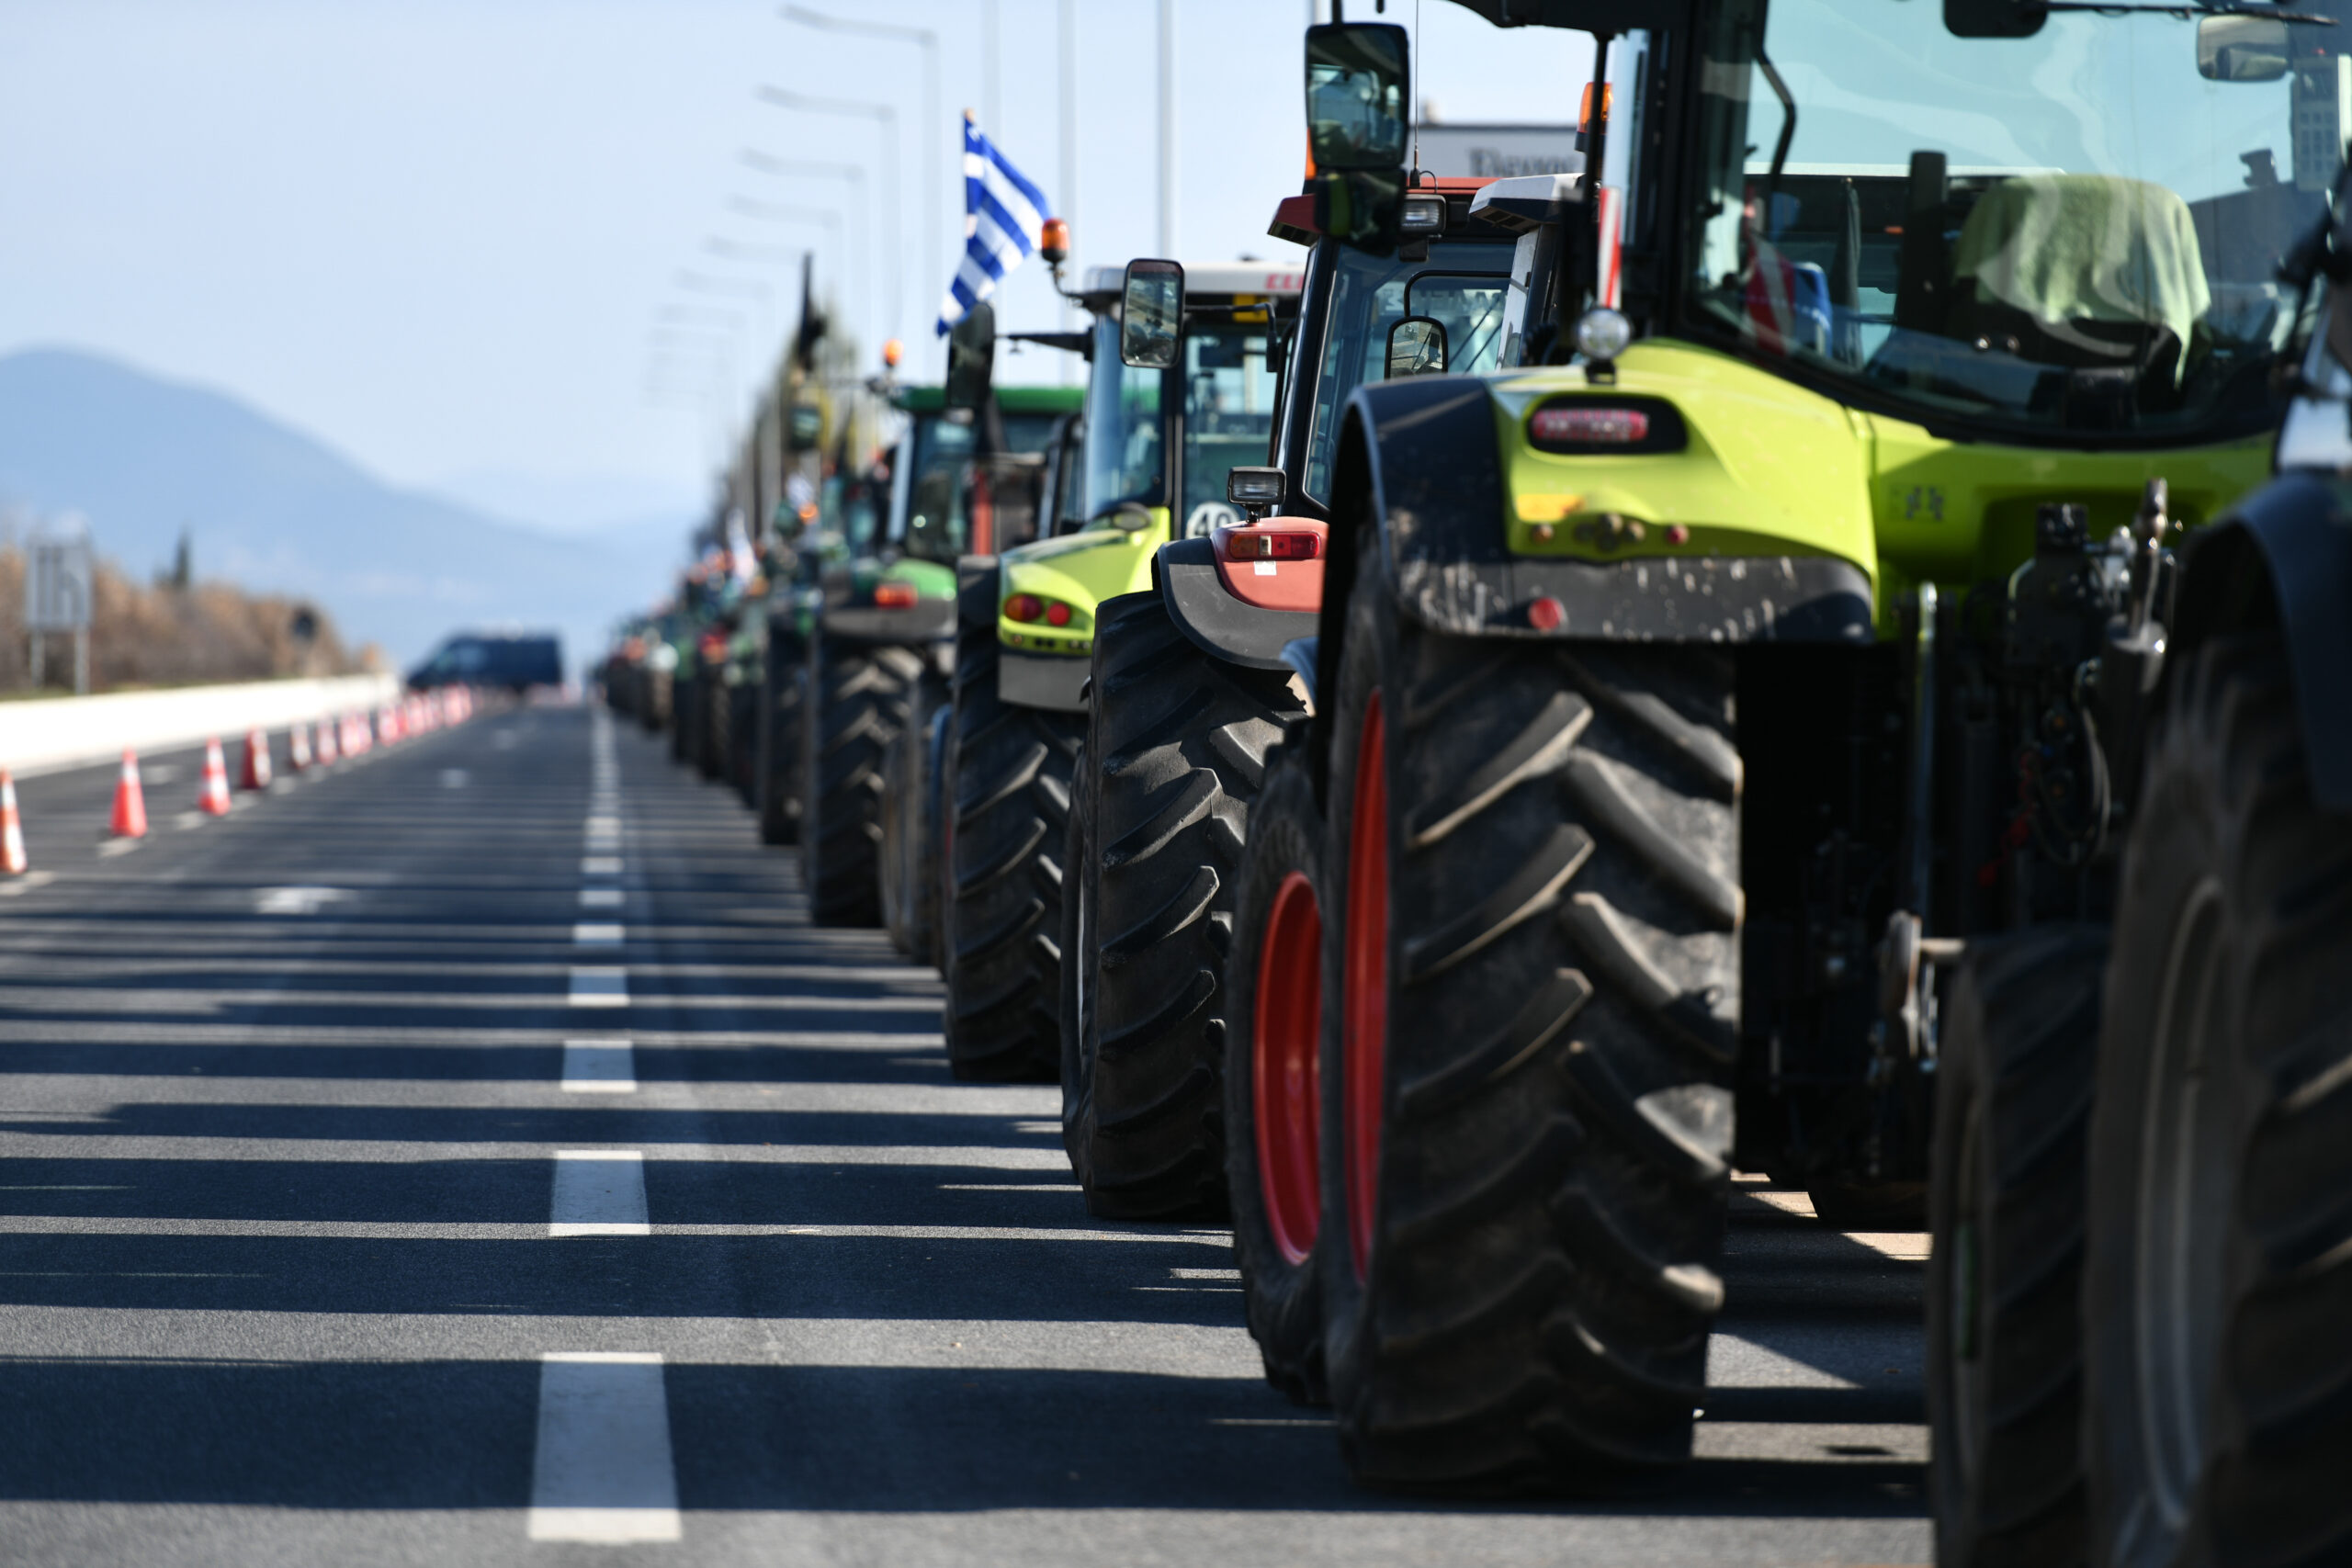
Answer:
0;702;1932;1566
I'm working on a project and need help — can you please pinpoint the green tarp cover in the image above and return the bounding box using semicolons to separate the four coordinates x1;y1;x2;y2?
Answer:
1952;173;2210;376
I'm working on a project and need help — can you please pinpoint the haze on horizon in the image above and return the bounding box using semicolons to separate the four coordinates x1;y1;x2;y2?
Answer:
0;0;1589;539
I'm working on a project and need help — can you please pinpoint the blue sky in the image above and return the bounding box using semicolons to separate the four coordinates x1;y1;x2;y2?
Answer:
0;1;1591;530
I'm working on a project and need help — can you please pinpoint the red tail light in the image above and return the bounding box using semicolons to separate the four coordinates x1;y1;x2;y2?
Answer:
873;581;919;609
1225;529;1322;561
1005;593;1044;623
1532;406;1649;445
1045;601;1072;627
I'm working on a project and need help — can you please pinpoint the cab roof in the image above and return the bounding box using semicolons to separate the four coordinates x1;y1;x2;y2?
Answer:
1077;261;1308;304
1267;175;1504;246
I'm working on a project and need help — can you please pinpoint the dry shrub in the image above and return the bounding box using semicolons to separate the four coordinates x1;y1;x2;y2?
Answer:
0;547;368;693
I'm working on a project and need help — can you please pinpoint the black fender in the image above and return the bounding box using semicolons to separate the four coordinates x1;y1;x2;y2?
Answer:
1152;538;1315;671
1308;376;1875;796
2173;468;2352;811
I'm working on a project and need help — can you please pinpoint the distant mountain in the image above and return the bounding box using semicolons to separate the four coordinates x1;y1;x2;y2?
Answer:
429;469;706;537
0;347;688;668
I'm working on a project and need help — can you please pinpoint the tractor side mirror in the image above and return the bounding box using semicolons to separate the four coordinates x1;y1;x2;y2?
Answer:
945;299;996;411
1386;317;1449;378
1120;259;1184;368
1306;22;1409;257
2198;13;2290;81
1305;23;1408;171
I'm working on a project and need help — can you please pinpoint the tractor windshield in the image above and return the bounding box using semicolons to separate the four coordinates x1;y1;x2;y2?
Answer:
1300;238;1516;502
1685;0;2334;444
1082;314;1283;533
891;408;1066;562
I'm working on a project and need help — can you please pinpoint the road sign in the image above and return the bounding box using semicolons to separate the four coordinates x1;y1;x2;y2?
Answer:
24;515;93;694
26;521;92;632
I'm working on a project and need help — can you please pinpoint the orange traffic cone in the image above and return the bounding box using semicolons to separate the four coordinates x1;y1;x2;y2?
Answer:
288;721;312;773
1;771;26;876
198;738;232;816
239;728;271;791
315;718;338;765
110;750;148;839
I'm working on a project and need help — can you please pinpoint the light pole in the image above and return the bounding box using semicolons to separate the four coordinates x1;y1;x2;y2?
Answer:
726;188;860;347
1059;0;1080;380
1159;0;1177;257
738;152;869;347
758;86;901;347
674;271;775;416
776;8;939;352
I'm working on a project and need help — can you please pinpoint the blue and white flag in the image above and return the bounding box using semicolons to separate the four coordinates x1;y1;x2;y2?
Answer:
935;112;1050;336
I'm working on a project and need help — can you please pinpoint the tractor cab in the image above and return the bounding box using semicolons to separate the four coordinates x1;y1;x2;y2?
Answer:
1075;262;1309;539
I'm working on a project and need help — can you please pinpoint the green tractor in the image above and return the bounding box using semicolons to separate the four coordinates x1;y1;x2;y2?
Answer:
1215;0;2307;1499
877;369;1087;967
933;260;1305;1082
1058;186;1527;1218
791;376;1081;926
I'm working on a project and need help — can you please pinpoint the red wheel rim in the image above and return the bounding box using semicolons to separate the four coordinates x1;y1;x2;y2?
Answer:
1253;870;1322;1264
1342;691;1388;1280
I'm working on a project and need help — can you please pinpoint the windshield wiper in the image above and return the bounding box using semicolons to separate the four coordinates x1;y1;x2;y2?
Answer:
2025;2;2335;20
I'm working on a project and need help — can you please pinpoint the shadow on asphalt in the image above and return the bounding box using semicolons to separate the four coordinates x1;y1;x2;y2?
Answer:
0;1353;1922;1518
0;705;1928;1531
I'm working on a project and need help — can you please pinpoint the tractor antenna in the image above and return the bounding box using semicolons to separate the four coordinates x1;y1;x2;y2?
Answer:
1412;0;1423;177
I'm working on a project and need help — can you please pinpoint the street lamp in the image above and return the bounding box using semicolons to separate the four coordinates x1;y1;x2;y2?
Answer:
777;6;939;340
757;87;900;344
738;152;870;349
717;203;854;332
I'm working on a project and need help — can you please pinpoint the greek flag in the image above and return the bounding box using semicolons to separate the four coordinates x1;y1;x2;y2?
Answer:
935;112;1049;336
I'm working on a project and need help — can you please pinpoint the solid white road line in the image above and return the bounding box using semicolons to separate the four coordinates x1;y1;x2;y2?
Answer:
562;1039;637;1093
526;1352;681;1544
548;1150;649;1236
569;966;628;1008
579;887;624;909
573;922;624;947
581;856;622;877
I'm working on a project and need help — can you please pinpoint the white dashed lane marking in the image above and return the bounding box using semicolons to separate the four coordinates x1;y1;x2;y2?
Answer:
572;922;623;948
579;887;623;909
526;1352;681;1543
581;856;622;877
548;1151;649;1236
568;966;628;1008
561;1039;637;1094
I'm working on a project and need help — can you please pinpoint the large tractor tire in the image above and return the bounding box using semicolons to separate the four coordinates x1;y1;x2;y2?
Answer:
1223;746;1331;1404
701;671;731;781
644;667;672;735
729;682;759;805
670;673;697;762
943;567;1078;1083
1928;924;2106;1568
756;633;804;846
1316;546;1739;1489
797;632;922;927
880;671;950;964
2084;631;2352;1568
1060;592;1306;1219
